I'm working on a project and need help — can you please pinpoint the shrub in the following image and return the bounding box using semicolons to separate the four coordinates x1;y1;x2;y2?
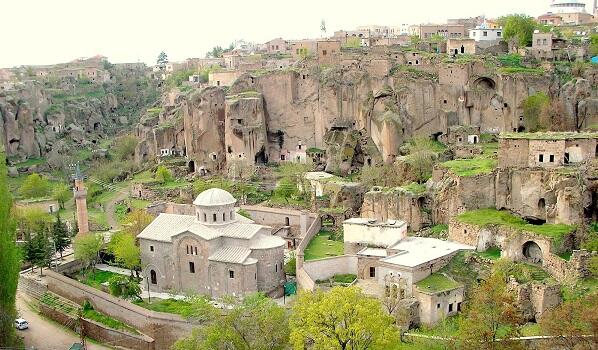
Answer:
155;165;173;184
19;173;51;198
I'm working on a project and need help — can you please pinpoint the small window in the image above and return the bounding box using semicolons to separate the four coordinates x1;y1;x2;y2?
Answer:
483;31;488;37
223;213;226;221
150;245;154;252
369;266;376;278
213;213;217;222
194;246;198;255
437;303;441;309
322;50;327;56
539;154;544;163
230;211;233;220
449;303;453;312
275;264;278;272
255;272;257;280
229;270;235;279
186;245;189;254
497;31;502;37
549;155;554;163
189;262;195;273
203;213;207;222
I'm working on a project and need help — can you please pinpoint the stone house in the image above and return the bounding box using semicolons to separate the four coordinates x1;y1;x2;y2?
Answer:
15;198;59;214
444;125;481;146
530;33;568;60
447;38;476;55
290;40;341;64
469;27;503;42
138;188;286;298
409;24;466;40
414;283;464;325
208;70;242;87
498;132;598;168
265;38;290;54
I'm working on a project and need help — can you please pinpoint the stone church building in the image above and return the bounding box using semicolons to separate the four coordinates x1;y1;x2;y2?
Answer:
138;188;286;297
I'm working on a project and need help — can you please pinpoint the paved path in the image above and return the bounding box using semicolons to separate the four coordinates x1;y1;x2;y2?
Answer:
95;263;131;276
16;292;111;350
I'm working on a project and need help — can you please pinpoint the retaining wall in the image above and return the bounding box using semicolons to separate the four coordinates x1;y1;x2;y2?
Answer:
39;304;155;350
44;270;193;349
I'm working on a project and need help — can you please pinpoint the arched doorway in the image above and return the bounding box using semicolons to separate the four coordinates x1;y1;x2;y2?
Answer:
285;217;290;226
538;198;546;210
473;77;496;90
522;241;543;264
321;214;336;228
188;160;195;173
150;270;157;284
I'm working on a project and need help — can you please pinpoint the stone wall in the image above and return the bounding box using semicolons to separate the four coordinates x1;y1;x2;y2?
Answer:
507;278;561;321
44;270;193;349
414;286;464;325
361;188;429;231
302;255;358;285
39;304;155;350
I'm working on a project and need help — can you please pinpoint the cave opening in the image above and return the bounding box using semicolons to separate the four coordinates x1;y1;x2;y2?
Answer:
93;122;101;130
254;146;268;164
188;160;195;173
525;217;546;225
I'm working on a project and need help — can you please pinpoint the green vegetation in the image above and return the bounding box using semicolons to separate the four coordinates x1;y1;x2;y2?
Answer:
0;152;19;347
19;173;51;198
498;54;522;67
83;301;138;334
40;292;79;316
478;247;501;260
134;298;195;315
78;270;121;290
304;231;344;261
399;182;426;195
522;92;551;131
500;131;598;140
416;273;461;293
499;14;537;47
14;157;47;168
498;66;544;75
332;274;356;284
429;224;448;236
457;208;575;243
496;261;551;283
155;165;173;184
440;158;497;177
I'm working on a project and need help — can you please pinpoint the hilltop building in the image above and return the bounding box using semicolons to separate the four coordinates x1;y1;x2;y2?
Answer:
138;188;286;298
538;0;597;25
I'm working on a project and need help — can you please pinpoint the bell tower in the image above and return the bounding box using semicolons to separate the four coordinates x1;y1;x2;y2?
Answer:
72;164;89;235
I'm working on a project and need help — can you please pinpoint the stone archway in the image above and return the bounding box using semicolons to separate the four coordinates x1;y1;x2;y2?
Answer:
522;241;543;264
472;77;496;90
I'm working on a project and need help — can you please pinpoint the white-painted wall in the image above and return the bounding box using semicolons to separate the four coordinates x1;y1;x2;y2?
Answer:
469;28;503;41
343;222;407;248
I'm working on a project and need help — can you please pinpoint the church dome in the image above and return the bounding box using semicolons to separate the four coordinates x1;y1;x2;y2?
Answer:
193;188;236;207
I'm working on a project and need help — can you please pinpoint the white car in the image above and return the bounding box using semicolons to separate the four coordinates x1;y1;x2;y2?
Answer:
15;318;28;330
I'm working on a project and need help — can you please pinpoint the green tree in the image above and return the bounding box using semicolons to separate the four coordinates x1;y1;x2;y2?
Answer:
173;293;289;350
74;233;103;274
590;34;598;57
122;209;154;237
109;232;140;277
19;173;51;198
157;51;168;66
112;135;138;161
522;92;550;132
206;46;224;58
405;137;438;183
539;293;598;350
155;165;173;184
499;14;537;48
31;229;53;276
455;264;524;350
15;207;53;237
0;152;20;347
108;275;141;300
343;37;361;48
52;183;71;209
51;213;71;259
290;286;400;350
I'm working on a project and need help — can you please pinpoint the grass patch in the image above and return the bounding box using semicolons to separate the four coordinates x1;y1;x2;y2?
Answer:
456;208;575;244
78;270;121;289
498;67;544;75
304;231;344;261
521;323;542;336
440;158;497;177
333;274;356;284
505;262;551;283
14;157;47;168
87;208;108;228
558;251;573;261
478;247;501;260
499;131;598;140
562;277;598;301
416;273;461;293
83;308;138;334
131;199;151;209
134;298;193;316
399;182;426;195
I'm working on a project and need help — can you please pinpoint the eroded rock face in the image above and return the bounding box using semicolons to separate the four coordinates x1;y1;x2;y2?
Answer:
224;93;268;165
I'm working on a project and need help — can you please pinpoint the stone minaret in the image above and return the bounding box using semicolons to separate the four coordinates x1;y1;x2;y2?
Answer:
73;164;89;235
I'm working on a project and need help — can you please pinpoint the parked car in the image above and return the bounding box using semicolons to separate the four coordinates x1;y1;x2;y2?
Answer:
15;318;28;330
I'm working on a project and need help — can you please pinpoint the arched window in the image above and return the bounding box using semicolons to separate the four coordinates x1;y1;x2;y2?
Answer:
150;270;157;284
223;213;226;221
285;217;290;226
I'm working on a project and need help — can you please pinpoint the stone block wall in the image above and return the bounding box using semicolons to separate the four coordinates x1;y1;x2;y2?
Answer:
508;278;561;321
44;270;193;349
302;255;358;283
361;189;429;231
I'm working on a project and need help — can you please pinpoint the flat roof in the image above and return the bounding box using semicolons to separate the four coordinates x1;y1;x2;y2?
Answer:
357;247;388;257
344;218;407;228
381;237;474;268
499;131;598;140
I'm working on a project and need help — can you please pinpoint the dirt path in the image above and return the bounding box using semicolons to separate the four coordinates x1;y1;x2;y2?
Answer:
104;189;130;230
16;292;111;350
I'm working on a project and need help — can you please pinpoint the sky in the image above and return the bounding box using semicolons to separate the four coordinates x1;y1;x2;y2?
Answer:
1;0;592;68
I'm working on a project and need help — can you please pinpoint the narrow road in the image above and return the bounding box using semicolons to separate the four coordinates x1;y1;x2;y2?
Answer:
16;292;111;350
104;188;130;230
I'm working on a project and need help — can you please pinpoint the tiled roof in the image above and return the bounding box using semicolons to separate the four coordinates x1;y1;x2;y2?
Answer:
136;214;196;242
208;246;253;264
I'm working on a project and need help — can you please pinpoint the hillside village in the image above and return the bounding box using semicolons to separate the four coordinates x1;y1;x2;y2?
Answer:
2;1;598;350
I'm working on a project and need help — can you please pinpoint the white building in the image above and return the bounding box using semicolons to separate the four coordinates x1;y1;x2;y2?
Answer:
469;27;503;42
344;218;408;249
550;0;587;14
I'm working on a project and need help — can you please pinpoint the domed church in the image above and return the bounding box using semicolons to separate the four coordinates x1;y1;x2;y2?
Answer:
137;188;286;298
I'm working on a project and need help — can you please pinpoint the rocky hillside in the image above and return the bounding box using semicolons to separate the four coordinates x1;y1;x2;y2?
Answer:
0;65;158;167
